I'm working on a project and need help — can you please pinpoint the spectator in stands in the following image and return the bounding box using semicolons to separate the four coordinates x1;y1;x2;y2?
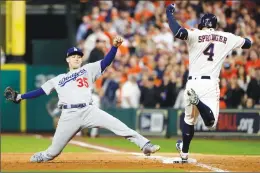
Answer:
237;65;249;91
87;38;106;63
120;74;141;108
127;55;141;75
134;1;155;22
155;54;167;79
225;74;245;108
174;88;185;109
174;69;188;109
140;76;160;108
246;50;260;73
113;7;137;37
100;69;119;108
152;23;174;51
83;20;110;62
219;78;228;109
246;67;260;106
76;15;90;46
157;75;176;108
221;61;237;80
186;7;198;28
75;0;259;110
245;97;254;109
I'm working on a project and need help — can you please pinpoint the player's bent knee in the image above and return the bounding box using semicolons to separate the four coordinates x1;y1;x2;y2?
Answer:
205;115;216;128
205;119;215;127
184;117;196;126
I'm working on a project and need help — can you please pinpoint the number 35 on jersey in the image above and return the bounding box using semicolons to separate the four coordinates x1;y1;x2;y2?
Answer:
77;77;89;88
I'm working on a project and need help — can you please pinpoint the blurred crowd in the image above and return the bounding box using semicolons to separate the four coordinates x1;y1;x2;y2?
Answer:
76;0;260;110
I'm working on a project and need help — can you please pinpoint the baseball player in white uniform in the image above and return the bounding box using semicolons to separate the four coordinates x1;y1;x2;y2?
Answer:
166;4;252;162
4;36;160;162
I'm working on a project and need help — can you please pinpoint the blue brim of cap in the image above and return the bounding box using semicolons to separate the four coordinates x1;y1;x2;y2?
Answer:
67;51;84;57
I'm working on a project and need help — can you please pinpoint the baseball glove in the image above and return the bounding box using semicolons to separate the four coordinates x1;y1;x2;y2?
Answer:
4;87;21;104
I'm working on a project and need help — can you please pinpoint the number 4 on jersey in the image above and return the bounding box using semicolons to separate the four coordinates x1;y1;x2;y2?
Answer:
203;43;215;61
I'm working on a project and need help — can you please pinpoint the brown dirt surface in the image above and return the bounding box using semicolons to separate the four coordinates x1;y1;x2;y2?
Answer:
161;153;260;172
0;152;205;172
195;154;260;172
2;152;260;172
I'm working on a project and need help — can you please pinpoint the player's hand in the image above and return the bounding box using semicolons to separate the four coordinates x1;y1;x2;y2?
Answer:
166;3;176;13
112;36;124;47
4;87;21;104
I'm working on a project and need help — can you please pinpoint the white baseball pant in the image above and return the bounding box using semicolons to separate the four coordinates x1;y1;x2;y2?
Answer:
184;76;220;128
45;105;149;158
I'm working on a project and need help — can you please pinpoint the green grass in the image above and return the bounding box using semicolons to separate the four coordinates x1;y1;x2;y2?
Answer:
6;169;184;172
83;137;260;155
3;135;260;155
1;135;89;153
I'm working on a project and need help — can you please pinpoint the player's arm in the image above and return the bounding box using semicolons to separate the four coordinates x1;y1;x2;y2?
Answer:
241;38;251;49
166;4;188;40
19;78;55;100
4;87;46;104
20;77;56;100
85;36;123;82
231;34;252;50
100;36;123;72
19;88;46;100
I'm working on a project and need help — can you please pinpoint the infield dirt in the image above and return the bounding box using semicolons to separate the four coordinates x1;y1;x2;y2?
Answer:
2;152;260;172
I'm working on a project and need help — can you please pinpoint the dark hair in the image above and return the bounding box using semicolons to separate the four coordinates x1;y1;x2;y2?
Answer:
237;66;247;83
249;49;259;60
148;76;154;81
232;51;237;56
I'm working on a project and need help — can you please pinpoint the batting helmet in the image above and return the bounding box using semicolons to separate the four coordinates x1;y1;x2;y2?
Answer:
66;47;84;57
198;13;217;30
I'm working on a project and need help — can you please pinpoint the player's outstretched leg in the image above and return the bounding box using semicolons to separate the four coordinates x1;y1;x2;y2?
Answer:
30;114;82;162
84;106;160;156
187;88;215;127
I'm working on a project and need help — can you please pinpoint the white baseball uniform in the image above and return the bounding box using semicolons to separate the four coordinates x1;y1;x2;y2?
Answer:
184;28;245;127
41;60;149;158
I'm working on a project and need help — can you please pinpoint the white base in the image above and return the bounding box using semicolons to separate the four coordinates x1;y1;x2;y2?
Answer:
162;157;197;164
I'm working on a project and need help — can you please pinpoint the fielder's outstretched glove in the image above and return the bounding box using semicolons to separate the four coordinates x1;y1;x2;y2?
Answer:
4;87;21;104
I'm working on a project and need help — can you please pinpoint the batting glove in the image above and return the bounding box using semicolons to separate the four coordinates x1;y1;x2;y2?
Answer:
166;4;176;13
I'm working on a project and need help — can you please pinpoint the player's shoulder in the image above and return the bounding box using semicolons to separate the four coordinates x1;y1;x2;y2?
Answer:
185;28;201;39
215;30;235;37
187;28;199;32
57;73;66;77
83;60;101;68
53;74;66;80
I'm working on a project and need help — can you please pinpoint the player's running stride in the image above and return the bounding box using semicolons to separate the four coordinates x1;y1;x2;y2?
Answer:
4;36;160;162
166;4;251;163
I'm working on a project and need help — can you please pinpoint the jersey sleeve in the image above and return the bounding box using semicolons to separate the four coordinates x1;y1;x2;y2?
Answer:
41;78;55;95
231;34;245;49
186;29;197;45
83;60;102;82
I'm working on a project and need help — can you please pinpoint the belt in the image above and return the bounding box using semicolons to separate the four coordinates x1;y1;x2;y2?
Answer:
188;76;211;80
59;103;87;109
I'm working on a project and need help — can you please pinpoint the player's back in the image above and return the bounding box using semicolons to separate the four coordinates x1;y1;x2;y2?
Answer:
186;28;245;78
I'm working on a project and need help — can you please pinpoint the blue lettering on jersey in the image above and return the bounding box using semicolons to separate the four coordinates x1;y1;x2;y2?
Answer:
58;69;87;87
198;34;227;44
